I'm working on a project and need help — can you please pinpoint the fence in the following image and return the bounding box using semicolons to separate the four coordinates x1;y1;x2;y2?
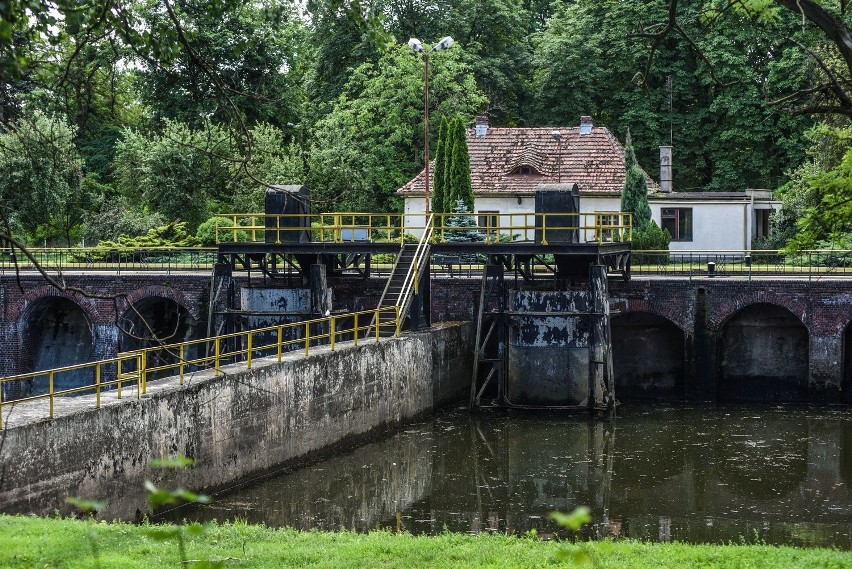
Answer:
216;212;634;245
630;250;852;279
0;247;218;274
0;306;401;428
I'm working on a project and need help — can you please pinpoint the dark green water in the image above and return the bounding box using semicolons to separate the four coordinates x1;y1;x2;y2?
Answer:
167;405;852;549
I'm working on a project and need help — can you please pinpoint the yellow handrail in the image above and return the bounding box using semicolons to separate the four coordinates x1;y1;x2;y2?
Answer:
214;212;634;245
0;307;401;428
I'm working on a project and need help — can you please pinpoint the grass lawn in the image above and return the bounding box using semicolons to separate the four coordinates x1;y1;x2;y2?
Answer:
1;515;851;568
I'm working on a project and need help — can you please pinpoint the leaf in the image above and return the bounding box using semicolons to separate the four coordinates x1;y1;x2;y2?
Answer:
144;527;180;541
549;507;592;531
66;497;107;513
150;456;195;469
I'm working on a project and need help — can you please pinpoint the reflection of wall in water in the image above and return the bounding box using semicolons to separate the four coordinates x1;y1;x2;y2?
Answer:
418;411;852;537
172;429;433;531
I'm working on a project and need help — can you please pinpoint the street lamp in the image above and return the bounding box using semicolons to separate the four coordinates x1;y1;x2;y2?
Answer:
409;36;454;216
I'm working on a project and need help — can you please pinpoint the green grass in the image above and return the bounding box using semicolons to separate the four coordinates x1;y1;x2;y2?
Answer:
1;515;851;568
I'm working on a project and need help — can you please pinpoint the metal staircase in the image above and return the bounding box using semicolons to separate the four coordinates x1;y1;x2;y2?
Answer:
371;215;433;334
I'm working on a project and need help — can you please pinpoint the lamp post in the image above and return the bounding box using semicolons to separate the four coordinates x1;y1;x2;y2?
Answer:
409;36;454;216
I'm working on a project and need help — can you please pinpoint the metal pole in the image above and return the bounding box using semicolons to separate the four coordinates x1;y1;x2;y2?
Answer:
423;52;431;216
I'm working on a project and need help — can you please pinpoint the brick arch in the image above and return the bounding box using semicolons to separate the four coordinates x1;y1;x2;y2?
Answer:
121;286;202;323
711;293;808;333
613;298;690;334
10;285;104;325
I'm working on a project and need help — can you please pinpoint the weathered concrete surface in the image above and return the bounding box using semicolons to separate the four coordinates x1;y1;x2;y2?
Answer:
0;321;472;519
506;266;614;409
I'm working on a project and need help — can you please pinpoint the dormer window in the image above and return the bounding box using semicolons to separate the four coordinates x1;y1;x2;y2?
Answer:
511;165;539;176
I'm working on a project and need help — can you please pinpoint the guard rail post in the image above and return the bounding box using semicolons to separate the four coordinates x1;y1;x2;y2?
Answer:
354;313;359;347
247;331;253;369
95;363;101;408
49;371;54;418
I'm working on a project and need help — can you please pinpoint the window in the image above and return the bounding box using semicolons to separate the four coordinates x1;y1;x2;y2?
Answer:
661;208;693;241
478;211;499;239
510;165;538;176
755;209;771;239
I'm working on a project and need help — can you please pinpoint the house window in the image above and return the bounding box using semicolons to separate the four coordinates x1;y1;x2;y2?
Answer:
510;165;539;176
478;211;499;239
661;208;693;241
755;209;771;239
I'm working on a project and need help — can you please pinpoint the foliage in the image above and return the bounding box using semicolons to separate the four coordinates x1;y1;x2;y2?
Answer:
114;121;232;231
444;201;485;244
790;147;852;250
530;0;812;192
231;123;305;213
766;124;852;250
631;220;671;251
620;130;652;231
307;43;486;213
136;1;308;130
195;217;249;246
2;514;851;568
82;197;165;245
446;116;474;212
431;116;449;214
0;110;93;245
98;222;198;250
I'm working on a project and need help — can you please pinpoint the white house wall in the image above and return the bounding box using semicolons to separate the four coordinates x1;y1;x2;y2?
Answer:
404;195;625;240
650;201;749;251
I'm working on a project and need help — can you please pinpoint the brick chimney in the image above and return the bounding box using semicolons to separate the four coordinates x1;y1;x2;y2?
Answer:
475;115;489;137
659;146;672;193
579;116;593;135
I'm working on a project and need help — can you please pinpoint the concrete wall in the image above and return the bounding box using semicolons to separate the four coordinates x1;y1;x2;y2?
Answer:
0;321;473;519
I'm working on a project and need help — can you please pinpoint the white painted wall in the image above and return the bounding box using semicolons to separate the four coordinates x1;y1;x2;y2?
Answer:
650;201;749;251
404;194;623;241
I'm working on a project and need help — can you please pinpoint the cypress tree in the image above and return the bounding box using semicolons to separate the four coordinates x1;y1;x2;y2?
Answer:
448;116;474;212
620;128;652;231
432;116;449;213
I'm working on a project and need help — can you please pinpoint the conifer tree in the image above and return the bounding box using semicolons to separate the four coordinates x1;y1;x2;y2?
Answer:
432;116;449;214
448;116;474;212
620;129;652;232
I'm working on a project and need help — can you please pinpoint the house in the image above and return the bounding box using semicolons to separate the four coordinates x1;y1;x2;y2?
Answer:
397;116;779;251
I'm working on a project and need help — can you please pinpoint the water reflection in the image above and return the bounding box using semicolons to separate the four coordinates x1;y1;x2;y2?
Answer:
168;406;852;549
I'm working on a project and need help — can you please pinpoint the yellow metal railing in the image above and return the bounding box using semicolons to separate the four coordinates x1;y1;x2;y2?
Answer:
0;306;400;428
216;212;633;245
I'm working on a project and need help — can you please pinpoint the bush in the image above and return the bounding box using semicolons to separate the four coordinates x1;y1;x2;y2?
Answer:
196;216;249;246
631;220;671;251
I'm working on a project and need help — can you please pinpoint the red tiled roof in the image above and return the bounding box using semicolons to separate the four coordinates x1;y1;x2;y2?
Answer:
397;126;658;196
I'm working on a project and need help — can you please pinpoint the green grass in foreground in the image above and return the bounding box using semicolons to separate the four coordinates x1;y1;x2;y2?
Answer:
1;515;850;569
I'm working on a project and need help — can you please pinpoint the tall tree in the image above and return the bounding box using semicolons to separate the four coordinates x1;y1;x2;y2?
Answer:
531;0;812;192
447;116;474;211
307;43;486;212
432;116;449;213
114;121;232;231
0;111;92;245
620;129;652;231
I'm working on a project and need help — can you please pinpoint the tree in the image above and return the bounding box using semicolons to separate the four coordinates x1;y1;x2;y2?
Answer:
432;116;449;213
637;1;852;118
446;116;474;211
792;147;852;249
231;123;305;213
114;121;232;231
531;0;812;192
307;43;486;212
0;111;93;245
620;129;652;231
